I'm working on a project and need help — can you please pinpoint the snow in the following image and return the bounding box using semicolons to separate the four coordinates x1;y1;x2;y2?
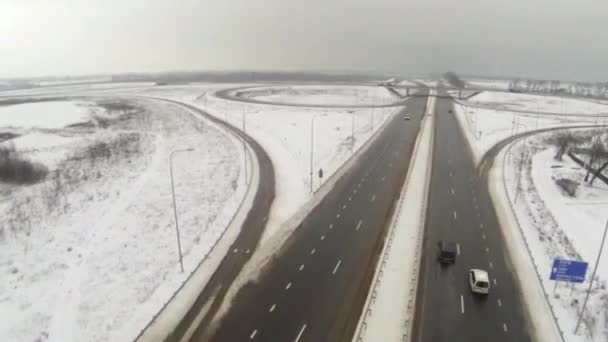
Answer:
234;85;397;106
452;92;608;163
355;94;435;342
502;136;608;341
0;100;93;129
0;98;248;342
467;91;608;115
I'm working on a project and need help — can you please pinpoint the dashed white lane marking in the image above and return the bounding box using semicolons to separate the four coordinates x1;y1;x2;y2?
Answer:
320;235;325;240
456;243;461;256
245;249;251;254
497;299;502;307
285;282;292;290
354;189;358;194
310;248;316;255
449;171;453;177
356;220;362;231
480;223;484;229
494;278;498;286
233;248;238;253
342;205;346;209
503;323;508;332
299;264;305;271
358;183;362;188
450;187;455;195
489;261;494;269
460;295;465;314
332;260;342;275
348;196;352;201
250;329;258;339
371;194;376;202
336;213;341;218
389;162;393;167
482;234;486;240
381;176;385;182
329;223;333;230
485;247;490;253
269;304;276;312
263;216;268;222
294;324;307;342
453;211;457;220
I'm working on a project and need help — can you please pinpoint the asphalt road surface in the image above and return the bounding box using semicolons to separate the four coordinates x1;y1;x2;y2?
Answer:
191;92;430;342
412;95;532;342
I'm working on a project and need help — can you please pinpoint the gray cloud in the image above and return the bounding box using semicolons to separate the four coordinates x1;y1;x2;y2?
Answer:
1;0;607;80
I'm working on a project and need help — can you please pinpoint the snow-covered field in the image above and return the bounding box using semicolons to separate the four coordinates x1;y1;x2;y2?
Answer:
465;79;511;90
453;92;608;163
503;133;608;341
0;97;247;342
0;82;403;342
465;92;608;115
454;90;608;341
234;85;397;106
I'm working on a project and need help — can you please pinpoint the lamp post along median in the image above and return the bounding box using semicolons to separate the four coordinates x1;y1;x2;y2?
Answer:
310;114;327;193
169;148;194;273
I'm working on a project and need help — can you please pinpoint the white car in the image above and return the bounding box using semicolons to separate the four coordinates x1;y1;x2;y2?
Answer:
403;115;411;120
469;269;490;294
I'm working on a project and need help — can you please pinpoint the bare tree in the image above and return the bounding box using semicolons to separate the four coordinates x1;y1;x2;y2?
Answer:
584;140;606;182
552;131;580;161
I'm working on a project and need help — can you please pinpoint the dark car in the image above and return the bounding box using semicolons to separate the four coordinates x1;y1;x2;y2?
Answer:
437;240;457;264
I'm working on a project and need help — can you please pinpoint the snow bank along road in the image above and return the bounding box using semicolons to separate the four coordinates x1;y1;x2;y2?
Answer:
412;95;533;342
190;91;430;341
136;98;276;342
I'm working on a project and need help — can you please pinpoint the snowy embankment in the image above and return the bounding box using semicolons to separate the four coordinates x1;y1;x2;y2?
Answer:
454;90;608;341
0;97;247;342
500;133;608;342
453;91;608;164
128;84;403;245
354;94;435;342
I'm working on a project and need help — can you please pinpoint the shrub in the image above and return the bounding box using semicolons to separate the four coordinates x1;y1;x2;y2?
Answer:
0;145;48;184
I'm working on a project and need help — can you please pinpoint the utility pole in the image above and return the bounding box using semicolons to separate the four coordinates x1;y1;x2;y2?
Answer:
169;148;194;273
575;219;608;334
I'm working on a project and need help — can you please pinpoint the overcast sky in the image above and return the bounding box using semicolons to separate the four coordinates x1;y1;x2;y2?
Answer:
2;0;607;81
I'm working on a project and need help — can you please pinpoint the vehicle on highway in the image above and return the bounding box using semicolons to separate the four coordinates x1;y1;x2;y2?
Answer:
437;240;457;264
469;269;490;294
404;115;411;120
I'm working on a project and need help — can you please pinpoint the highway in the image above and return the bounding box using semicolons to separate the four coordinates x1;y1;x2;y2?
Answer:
190;92;430;341
412;95;532;341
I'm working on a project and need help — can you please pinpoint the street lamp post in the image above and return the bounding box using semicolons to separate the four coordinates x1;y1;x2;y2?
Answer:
169;147;194;273
310;113;327;193
575;219;608;334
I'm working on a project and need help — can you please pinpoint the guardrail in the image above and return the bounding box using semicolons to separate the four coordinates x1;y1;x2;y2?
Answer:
353;99;434;342
501;138;566;342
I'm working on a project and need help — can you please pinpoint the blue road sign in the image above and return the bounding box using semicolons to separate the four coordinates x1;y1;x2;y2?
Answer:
550;259;588;283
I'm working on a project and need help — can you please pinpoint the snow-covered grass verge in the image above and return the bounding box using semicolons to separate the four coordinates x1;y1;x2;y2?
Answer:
465;92;608;115
452;92;607;164
233;85;397;106
500;131;608;342
0;97;247;342
354;94;435;342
